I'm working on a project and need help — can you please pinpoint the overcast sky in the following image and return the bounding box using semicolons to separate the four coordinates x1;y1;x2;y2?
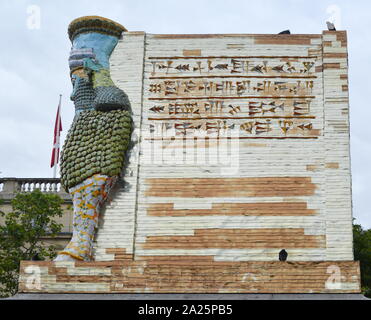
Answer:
0;0;370;228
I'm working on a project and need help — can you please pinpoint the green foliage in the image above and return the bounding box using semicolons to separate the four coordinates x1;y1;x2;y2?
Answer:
0;189;63;298
353;222;371;298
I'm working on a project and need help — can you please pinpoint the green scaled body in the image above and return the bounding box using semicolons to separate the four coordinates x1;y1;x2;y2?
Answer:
60;109;132;192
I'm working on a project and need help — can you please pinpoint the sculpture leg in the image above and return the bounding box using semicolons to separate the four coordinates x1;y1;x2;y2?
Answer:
55;174;117;261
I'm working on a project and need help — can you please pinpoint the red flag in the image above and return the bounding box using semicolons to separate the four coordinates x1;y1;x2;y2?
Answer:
50;95;62;168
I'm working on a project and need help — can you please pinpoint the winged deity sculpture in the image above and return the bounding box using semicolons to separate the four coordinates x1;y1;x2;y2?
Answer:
54;16;132;262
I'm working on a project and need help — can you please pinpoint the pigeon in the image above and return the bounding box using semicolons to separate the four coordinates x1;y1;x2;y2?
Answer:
279;249;288;261
278;30;291;35
326;21;336;31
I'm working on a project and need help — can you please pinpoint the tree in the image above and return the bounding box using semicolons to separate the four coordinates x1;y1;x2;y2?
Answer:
0;189;63;297
353;222;371;298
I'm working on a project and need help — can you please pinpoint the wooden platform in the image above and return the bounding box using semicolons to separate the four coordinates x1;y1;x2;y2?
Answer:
18;260;360;294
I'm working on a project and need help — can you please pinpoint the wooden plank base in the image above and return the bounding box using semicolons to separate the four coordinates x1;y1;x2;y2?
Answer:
19;260;360;294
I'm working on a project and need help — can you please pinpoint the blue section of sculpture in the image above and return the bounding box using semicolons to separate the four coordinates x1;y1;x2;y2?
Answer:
71;32;119;69
69;30;129;115
83;57;103;72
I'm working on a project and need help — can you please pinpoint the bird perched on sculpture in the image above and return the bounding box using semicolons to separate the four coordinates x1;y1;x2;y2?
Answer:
279;249;288;261
278;30;291;34
326;21;336;31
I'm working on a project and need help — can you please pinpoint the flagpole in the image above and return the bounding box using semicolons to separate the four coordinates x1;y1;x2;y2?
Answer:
53;94;62;178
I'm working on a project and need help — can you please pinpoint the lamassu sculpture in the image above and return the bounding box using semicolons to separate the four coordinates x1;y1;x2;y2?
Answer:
54;16;132;262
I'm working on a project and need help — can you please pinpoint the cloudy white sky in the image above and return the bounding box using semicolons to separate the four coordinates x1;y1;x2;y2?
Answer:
0;0;370;228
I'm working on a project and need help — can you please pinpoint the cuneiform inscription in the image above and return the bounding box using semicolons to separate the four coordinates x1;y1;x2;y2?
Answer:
146;56;319;138
148;99;311;118
149;58;316;76
148;119;318;137
148;79;314;97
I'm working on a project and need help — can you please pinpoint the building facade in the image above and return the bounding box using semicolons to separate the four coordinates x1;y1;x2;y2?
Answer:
18;17;360;294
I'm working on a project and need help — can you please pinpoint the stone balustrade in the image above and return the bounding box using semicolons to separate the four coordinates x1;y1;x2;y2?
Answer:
0;178;71;201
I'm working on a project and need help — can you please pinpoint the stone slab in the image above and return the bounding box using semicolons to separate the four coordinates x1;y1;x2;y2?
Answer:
8;293;369;300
